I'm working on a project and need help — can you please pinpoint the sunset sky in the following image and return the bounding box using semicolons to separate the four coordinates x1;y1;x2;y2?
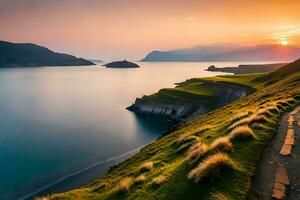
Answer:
1;0;300;60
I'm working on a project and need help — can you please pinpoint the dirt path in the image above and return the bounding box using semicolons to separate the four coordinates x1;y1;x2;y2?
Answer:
249;107;300;200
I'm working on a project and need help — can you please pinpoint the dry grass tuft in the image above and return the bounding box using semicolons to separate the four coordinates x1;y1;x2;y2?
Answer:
229;125;256;140
193;125;212;136
267;106;280;114
252;114;269;123
298;120;300;128
188;153;237;183
182;135;199;143
135;175;146;184
118;177;133;192
210;137;232;153
210;192;229;200
140;161;154;172
187;142;209;163
152;175;168;186
230;112;250;123
229;115;254;130
176;135;200;146
176;135;201;153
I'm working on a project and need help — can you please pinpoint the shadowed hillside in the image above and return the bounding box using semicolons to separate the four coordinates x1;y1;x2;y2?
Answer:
0;40;95;67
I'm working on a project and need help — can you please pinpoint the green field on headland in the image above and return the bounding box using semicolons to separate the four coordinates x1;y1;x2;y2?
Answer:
127;74;260;121
44;59;300;200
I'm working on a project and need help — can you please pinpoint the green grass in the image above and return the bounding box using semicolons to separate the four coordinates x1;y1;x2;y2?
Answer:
47;61;300;200
144;74;262;102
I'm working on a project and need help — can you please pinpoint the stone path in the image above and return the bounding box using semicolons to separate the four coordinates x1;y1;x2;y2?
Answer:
249;106;300;200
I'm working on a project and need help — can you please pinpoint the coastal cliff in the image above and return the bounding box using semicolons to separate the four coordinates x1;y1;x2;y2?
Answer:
127;76;256;121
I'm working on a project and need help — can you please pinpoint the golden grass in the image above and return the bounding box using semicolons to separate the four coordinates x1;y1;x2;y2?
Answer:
252;114;269;123
228;125;256;140
135;175;146;184
187;142;209;163
210;192;229;200
140;161;154;172
176;135;201;153
230;112;250;123
181;135;199;144
118;177;133;192
229;115;254;130
251;122;268;130
188;153;237;183
298;120;300;127
152;175;168;186
210;137;232;153
34;197;50;200
267;105;280;114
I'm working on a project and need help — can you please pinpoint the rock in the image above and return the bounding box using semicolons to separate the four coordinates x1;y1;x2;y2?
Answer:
207;65;216;71
103;60;140;68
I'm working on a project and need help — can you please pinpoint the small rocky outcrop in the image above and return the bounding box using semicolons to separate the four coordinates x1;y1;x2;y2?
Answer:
103;60;140;68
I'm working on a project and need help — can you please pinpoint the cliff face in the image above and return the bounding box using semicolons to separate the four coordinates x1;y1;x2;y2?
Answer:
0;40;95;67
128;80;255;121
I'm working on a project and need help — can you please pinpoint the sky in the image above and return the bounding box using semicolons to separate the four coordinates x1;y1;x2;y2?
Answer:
1;0;300;60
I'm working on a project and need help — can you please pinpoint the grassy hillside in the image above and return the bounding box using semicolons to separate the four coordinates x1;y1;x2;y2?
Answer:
44;60;300;200
144;74;260;101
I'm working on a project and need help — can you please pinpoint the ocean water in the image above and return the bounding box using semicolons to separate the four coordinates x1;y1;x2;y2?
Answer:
0;61;273;199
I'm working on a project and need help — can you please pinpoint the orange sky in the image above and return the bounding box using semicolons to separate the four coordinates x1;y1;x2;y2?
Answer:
1;0;300;60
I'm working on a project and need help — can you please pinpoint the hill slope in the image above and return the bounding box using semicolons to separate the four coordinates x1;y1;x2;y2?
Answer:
0;40;95;67
44;60;300;200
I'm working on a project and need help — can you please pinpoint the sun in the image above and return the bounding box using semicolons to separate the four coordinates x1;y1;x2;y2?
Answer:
280;40;289;46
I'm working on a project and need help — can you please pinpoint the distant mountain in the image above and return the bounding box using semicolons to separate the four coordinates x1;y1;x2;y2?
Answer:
0;40;95;67
141;44;300;62
88;59;103;63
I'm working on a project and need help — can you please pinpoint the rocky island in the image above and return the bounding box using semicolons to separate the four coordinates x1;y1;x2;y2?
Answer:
0;40;95;67
103;60;140;68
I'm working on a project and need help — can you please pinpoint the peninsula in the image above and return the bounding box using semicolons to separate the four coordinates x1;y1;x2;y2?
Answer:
207;63;287;74
0;40;95;67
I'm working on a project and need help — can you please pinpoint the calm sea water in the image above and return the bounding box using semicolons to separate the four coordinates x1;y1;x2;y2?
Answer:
0;61;273;199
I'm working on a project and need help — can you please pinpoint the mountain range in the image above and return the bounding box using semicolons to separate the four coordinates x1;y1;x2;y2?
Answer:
141;44;300;62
